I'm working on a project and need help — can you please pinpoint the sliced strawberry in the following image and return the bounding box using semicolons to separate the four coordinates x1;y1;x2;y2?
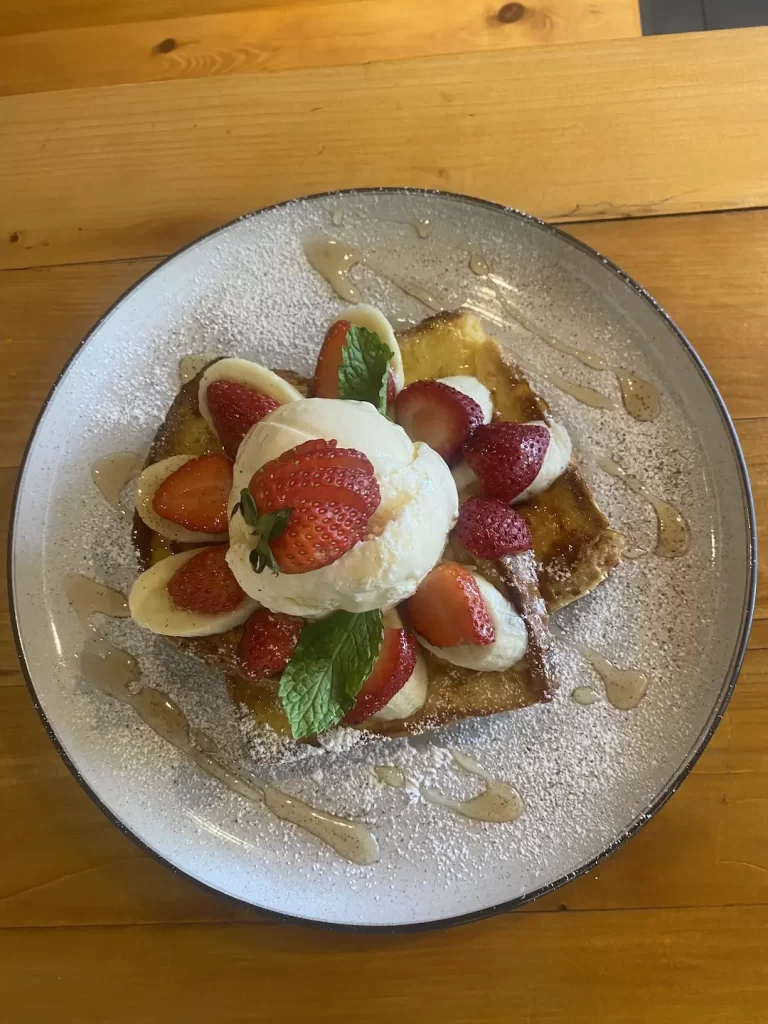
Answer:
403;562;495;647
237;609;304;682
270;501;368;574
453;496;532;559
249;438;380;517
167;546;245;614
462;422;550;503
152;454;233;533
343;628;417;724
386;368;397;407
395;380;484;464
314;319;351;399
206;379;280;458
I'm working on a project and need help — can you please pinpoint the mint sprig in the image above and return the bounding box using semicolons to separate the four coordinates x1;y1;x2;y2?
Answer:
232;488;293;575
337;325;393;415
278;609;384;738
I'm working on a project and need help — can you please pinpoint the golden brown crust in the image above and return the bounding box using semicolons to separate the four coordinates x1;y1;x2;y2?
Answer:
133;316;620;745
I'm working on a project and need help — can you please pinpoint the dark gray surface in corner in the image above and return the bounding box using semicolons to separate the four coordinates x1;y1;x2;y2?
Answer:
641;0;767;33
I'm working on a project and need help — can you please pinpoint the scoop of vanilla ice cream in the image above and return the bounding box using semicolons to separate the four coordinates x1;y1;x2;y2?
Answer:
226;399;459;618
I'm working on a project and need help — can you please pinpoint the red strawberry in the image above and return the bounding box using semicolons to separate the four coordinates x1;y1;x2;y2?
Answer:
206;379;280;458
314;319;351;399
453;496;532;559
343;628;417;724
152;454;233;533
167;546;245;614
385;368;397;406
463;422;550;502
237;609;304;681
403;562;495;647
395;380;484;464
249;438;380;517
270;502;368;574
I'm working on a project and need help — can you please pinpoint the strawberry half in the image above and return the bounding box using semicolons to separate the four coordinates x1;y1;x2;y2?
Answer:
395;380;484;464
453;496;532;559
314;320;397;407
237;609;304;682
270;501;369;574
462;421;550;503
152;454;233;533
206;379;280;458
343;627;417;724
167;546;245;614
403;562;495;647
249;438;380;517
314;319;351;399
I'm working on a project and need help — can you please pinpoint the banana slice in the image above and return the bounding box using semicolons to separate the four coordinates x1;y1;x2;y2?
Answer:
332;303;405;394
198;358;303;437
129;548;258;638
135;456;229;544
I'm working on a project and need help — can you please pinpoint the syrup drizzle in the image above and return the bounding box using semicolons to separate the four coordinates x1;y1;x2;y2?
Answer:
468;252;489;276
598;457;690;558
65;574;129;633
91;452;143;512
415;218;433;239
79;640;379;865
571;686;601;706
376;753;524;823
491;296;660;422
571;640;648;710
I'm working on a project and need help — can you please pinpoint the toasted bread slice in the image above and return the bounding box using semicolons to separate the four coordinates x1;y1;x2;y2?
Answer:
133;313;620;741
396;311;622;609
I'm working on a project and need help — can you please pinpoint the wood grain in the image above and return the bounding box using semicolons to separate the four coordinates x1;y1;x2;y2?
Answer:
3;28;768;270
0;1;642;97
2;907;767;1023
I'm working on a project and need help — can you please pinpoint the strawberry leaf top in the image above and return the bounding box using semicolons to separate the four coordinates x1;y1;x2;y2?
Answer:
278;609;384;737
232;488;293;574
337;325;393;414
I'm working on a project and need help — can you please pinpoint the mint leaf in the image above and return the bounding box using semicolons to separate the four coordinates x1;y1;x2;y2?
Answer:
235;488;292;575
279;609;384;738
337;325;393;414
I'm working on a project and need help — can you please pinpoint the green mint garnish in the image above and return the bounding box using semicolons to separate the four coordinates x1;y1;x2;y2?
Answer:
278;609;384;738
337;325;393;415
232;488;293;575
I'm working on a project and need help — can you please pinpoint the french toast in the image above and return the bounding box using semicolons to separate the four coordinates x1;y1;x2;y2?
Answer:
133;311;621;739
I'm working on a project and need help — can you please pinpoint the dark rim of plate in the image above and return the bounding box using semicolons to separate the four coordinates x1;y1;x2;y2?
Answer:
7;188;758;933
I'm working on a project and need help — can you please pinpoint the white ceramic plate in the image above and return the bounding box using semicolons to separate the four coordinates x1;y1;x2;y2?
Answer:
10;190;755;929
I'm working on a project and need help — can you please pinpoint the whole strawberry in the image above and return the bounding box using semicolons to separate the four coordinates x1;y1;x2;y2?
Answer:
463;422;550;502
454;497;532;559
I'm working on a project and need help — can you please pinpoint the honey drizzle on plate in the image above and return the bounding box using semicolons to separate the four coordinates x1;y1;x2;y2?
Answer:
598;457;690;558
68;583;378;865
376;753;524;824
91;452;143;512
571;641;648;710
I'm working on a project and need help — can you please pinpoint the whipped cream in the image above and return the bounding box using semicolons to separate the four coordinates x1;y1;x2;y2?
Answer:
415;572;528;671
226;399;458;618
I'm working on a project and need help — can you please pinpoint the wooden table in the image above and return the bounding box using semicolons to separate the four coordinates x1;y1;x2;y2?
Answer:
2;24;768;1023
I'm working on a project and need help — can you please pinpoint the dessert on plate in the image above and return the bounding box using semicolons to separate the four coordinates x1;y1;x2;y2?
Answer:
128;304;621;753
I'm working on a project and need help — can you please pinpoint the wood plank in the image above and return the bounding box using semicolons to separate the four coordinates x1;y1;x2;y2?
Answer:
0;0;319;36
0;1;642;98
2;906;767;1022
0;646;765;928
2;27;768;269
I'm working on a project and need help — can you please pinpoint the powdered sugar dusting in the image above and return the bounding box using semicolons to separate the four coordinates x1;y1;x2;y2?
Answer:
12;191;750;926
